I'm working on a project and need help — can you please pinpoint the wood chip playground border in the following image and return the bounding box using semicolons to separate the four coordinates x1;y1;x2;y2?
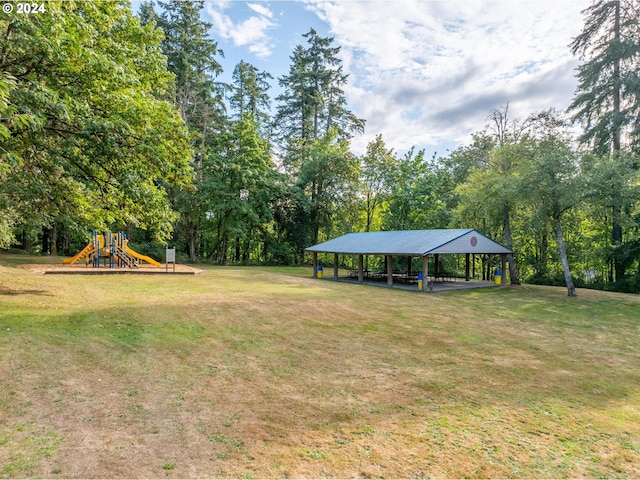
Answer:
18;264;206;275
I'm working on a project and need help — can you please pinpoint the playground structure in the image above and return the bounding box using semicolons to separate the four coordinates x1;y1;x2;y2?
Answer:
62;231;161;268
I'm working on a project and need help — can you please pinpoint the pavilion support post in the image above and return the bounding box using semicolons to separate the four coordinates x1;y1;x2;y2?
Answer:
407;256;412;277
358;254;364;283
465;253;470;281
434;254;440;279
501;254;507;285
472;254;476;279
422;255;429;292
386;255;393;286
333;253;339;280
313;252;318;278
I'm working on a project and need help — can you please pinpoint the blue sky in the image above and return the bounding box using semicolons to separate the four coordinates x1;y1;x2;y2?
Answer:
137;1;592;157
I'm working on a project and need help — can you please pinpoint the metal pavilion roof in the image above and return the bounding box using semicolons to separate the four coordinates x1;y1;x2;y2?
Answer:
305;229;512;256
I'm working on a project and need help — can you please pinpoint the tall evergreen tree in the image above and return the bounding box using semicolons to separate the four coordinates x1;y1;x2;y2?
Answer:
569;0;640;282
153;1;225;130
140;0;227;261
569;0;640;154
274;45;315;146
274;28;365;149
229;60;272;132
274;28;364;255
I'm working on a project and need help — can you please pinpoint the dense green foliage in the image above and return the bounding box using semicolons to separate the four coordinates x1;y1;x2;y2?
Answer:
0;0;193;253
1;0;639;292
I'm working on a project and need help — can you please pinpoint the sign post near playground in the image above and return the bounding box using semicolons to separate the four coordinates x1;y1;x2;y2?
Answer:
166;247;176;273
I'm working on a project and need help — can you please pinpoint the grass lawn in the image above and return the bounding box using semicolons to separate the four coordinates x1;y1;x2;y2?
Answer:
1;254;639;478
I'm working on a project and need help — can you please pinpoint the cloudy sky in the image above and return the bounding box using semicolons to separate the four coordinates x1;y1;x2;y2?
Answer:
197;0;591;157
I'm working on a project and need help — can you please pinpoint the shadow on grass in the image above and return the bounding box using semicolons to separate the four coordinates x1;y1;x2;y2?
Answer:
2;296;640;410
0;288;52;296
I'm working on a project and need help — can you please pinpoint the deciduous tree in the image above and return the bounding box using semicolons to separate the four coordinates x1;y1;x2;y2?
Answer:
0;0;193;249
519;114;582;296
141;0;226;261
359;135;395;232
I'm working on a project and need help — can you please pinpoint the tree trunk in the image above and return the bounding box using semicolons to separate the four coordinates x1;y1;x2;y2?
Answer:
41;228;50;255
503;205;521;285
555;215;577;297
538;228;548;276
310;179;319;246
23;230;33;254
365;193;373;232
242;237;250;263
186;216;197;263
612;201;625;282
63;231;71;256
611;1;624;283
214;217;223;263
50;223;58;257
220;234;228;264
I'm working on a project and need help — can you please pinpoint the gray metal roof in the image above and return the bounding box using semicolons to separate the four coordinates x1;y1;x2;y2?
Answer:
305;229;512;256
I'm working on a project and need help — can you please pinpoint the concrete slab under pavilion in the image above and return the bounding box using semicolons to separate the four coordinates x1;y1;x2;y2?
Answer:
335;275;498;293
305;229;512;293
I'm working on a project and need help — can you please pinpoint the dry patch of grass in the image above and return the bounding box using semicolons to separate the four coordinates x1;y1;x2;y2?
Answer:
1;257;640;478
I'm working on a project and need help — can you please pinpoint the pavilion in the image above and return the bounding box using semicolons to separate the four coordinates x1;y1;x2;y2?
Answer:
305;229;512;292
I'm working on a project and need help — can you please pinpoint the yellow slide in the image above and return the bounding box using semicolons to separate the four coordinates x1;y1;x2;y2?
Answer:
62;242;95;265
125;246;161;267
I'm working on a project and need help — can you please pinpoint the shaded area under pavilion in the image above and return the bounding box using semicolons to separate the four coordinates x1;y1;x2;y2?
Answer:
305;229;512;293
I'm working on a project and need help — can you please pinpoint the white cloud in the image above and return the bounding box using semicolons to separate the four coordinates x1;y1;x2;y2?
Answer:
247;3;274;19
206;2;277;59
304;0;590;155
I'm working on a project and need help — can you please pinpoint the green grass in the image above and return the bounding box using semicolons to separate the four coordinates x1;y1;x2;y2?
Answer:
1;255;639;478
0;422;64;476
0;252;64;266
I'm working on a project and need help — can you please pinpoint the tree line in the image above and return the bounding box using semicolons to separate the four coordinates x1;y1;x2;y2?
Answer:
1;0;639;293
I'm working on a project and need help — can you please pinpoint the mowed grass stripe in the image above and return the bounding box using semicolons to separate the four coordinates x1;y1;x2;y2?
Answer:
1;259;639;478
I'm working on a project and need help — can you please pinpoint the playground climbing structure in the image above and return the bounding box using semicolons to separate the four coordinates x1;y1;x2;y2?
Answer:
62;231;161;268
